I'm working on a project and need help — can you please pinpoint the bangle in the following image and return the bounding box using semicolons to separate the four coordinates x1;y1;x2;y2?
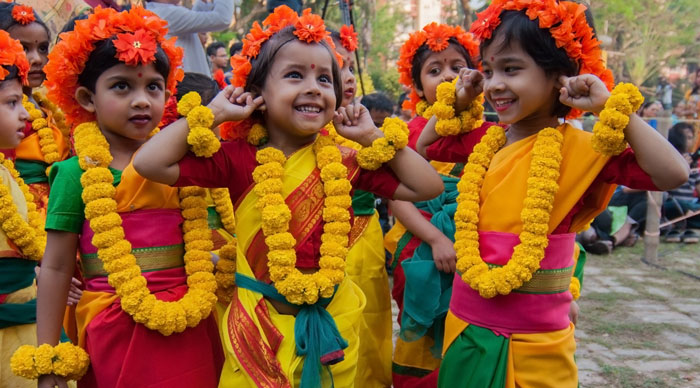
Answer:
591;83;644;156
178;92;220;157
357;117;409;170
11;343;90;381
423;79;484;137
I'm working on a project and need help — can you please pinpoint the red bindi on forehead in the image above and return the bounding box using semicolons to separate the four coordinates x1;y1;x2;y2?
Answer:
310;64;315;69
137;73;142;78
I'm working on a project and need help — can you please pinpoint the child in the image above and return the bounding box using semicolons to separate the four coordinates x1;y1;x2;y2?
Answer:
0;3;70;217
28;7;223;388
415;2;689;387
384;22;484;388
328;25;393;388
0;29;42;388
133;6;443;387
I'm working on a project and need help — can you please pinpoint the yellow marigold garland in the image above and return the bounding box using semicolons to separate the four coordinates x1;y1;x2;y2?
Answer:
569;277;581;300
324;122;361;150
73;121;217;335
247;123;268;146
179;92;220;157
356;117;410;170
591;83;644;156
254;133;352;305
11;343;90;381
454;125;564;298
33;91;70;137
21;95;61;164
211;188;237;304
0;153;45;261
417;79;485;137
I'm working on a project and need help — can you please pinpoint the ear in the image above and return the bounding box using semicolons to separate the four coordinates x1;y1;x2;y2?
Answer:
75;86;96;113
413;82;424;98
164;89;172;101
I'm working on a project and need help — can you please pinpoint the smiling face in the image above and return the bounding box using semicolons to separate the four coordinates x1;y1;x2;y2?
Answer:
76;63;168;144
416;44;468;104
335;44;356;108
481;36;560;127
260;40;337;142
8;22;49;89
0;78;29;148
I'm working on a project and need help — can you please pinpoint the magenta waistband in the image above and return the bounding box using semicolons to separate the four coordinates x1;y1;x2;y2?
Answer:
85;267;187;293
449;231;575;334
80;208;184;255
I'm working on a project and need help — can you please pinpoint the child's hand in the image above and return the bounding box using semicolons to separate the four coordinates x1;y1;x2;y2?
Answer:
569;300;580;325
208;86;264;125
455;68;484;112
35;266;82;306
430;234;457;273
558;74;611;114
333;102;382;147
39;374;68;388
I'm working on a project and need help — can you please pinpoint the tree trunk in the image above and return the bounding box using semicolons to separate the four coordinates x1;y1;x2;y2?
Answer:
459;0;472;29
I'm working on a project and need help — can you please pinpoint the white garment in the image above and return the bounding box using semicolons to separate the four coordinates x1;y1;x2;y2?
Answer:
146;0;233;77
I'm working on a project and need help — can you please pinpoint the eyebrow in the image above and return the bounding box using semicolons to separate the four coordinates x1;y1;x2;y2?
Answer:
281;63;332;74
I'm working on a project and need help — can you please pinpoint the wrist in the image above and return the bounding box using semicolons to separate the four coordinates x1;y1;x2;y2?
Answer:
357;128;383;148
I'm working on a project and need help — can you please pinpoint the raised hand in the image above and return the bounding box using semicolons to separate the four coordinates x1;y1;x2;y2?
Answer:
558;74;611;114
333;102;382;147
208;86;264;125
455;68;484;112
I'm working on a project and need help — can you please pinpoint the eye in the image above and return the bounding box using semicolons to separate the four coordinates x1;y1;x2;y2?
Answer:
482;68;493;78
505;66;520;73
7;98;17;107
148;82;164;91
111;81;129;91
319;74;332;84
39;43;49;55
284;71;302;79
348;65;355;74
429;67;440;75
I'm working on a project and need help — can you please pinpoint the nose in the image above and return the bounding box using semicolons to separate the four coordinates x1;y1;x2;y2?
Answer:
131;89;151;109
304;77;322;96
26;48;42;68
18;104;29;121
485;72;505;95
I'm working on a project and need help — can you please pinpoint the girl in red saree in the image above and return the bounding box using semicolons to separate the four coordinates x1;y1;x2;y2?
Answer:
416;1;689;387
134;6;443;388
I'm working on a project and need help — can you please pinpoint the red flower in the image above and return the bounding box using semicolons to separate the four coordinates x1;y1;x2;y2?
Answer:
242;22;270;58
0;30;28;83
294;9;327;43
339;24;358;52
113;29;158;66
230;54;252;88
11;5;34;25
263;4;299;32
424;22;452;52
470;4;503;40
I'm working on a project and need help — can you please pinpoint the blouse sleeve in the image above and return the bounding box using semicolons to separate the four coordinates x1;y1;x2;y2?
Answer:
46;158;90;233
598;148;658;191
175;141;250;188
354;166;401;199
425;122;492;163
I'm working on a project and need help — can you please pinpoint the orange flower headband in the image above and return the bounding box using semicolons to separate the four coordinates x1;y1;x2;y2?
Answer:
397;23;480;112
339;24;358;52
230;5;341;88
11;4;34;25
44;6;184;125
0;29;28;83
471;0;614;118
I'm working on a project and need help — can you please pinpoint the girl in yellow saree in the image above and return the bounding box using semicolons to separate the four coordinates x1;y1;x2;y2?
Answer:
134;6;444;388
416;1;689;387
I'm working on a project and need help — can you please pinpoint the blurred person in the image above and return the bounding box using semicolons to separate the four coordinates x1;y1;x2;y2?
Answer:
207;41;228;88
663;122;700;243
639;100;662;129
361;92;395;127
656;77;673;111
145;0;233;76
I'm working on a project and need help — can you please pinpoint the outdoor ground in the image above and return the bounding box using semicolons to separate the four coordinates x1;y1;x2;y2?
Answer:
390;241;700;387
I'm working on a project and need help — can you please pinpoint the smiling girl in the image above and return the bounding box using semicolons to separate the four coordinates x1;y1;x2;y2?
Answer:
134;6;442;387
22;7;224;388
415;1;689;387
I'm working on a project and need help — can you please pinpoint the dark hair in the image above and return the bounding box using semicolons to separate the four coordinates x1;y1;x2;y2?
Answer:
668;122;694;153
0;3;51;41
0;65;22;89
329;29;342;48
691;68;700;96
176;72;219;105
482;10;583;117
361;92;394;113
77;37;171;92
411;39;475;93
246;26;342;109
229;41;243;57
206;41;226;57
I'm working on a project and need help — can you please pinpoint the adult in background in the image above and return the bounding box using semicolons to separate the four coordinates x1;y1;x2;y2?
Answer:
361;92;395;128
207;41;228;88
145;0;233;76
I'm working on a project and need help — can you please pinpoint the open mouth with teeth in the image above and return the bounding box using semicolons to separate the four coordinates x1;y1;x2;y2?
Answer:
295;105;323;114
492;98;515;112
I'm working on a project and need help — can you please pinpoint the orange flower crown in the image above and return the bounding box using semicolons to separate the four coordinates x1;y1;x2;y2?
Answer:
398;23;480;112
11;4;35;25
471;0;614;119
0;29;29;84
222;5;341;141
339;24;358;52
44;6;184;125
230;5;341;89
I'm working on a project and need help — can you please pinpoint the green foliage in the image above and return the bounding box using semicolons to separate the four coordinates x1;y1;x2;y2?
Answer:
369;67;401;100
211;31;238;46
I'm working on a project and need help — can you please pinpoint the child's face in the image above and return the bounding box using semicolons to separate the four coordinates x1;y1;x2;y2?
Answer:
9;23;49;89
481;38;559;125
416;45;467;104
0;79;29;148
335;44;356;108
369;108;391;128
260;40;336;139
79;63;168;142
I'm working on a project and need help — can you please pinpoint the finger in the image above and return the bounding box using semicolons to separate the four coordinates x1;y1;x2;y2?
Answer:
559;87;573;106
571;77;590;96
71;277;82;287
333;111;344;126
346;103;357;123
